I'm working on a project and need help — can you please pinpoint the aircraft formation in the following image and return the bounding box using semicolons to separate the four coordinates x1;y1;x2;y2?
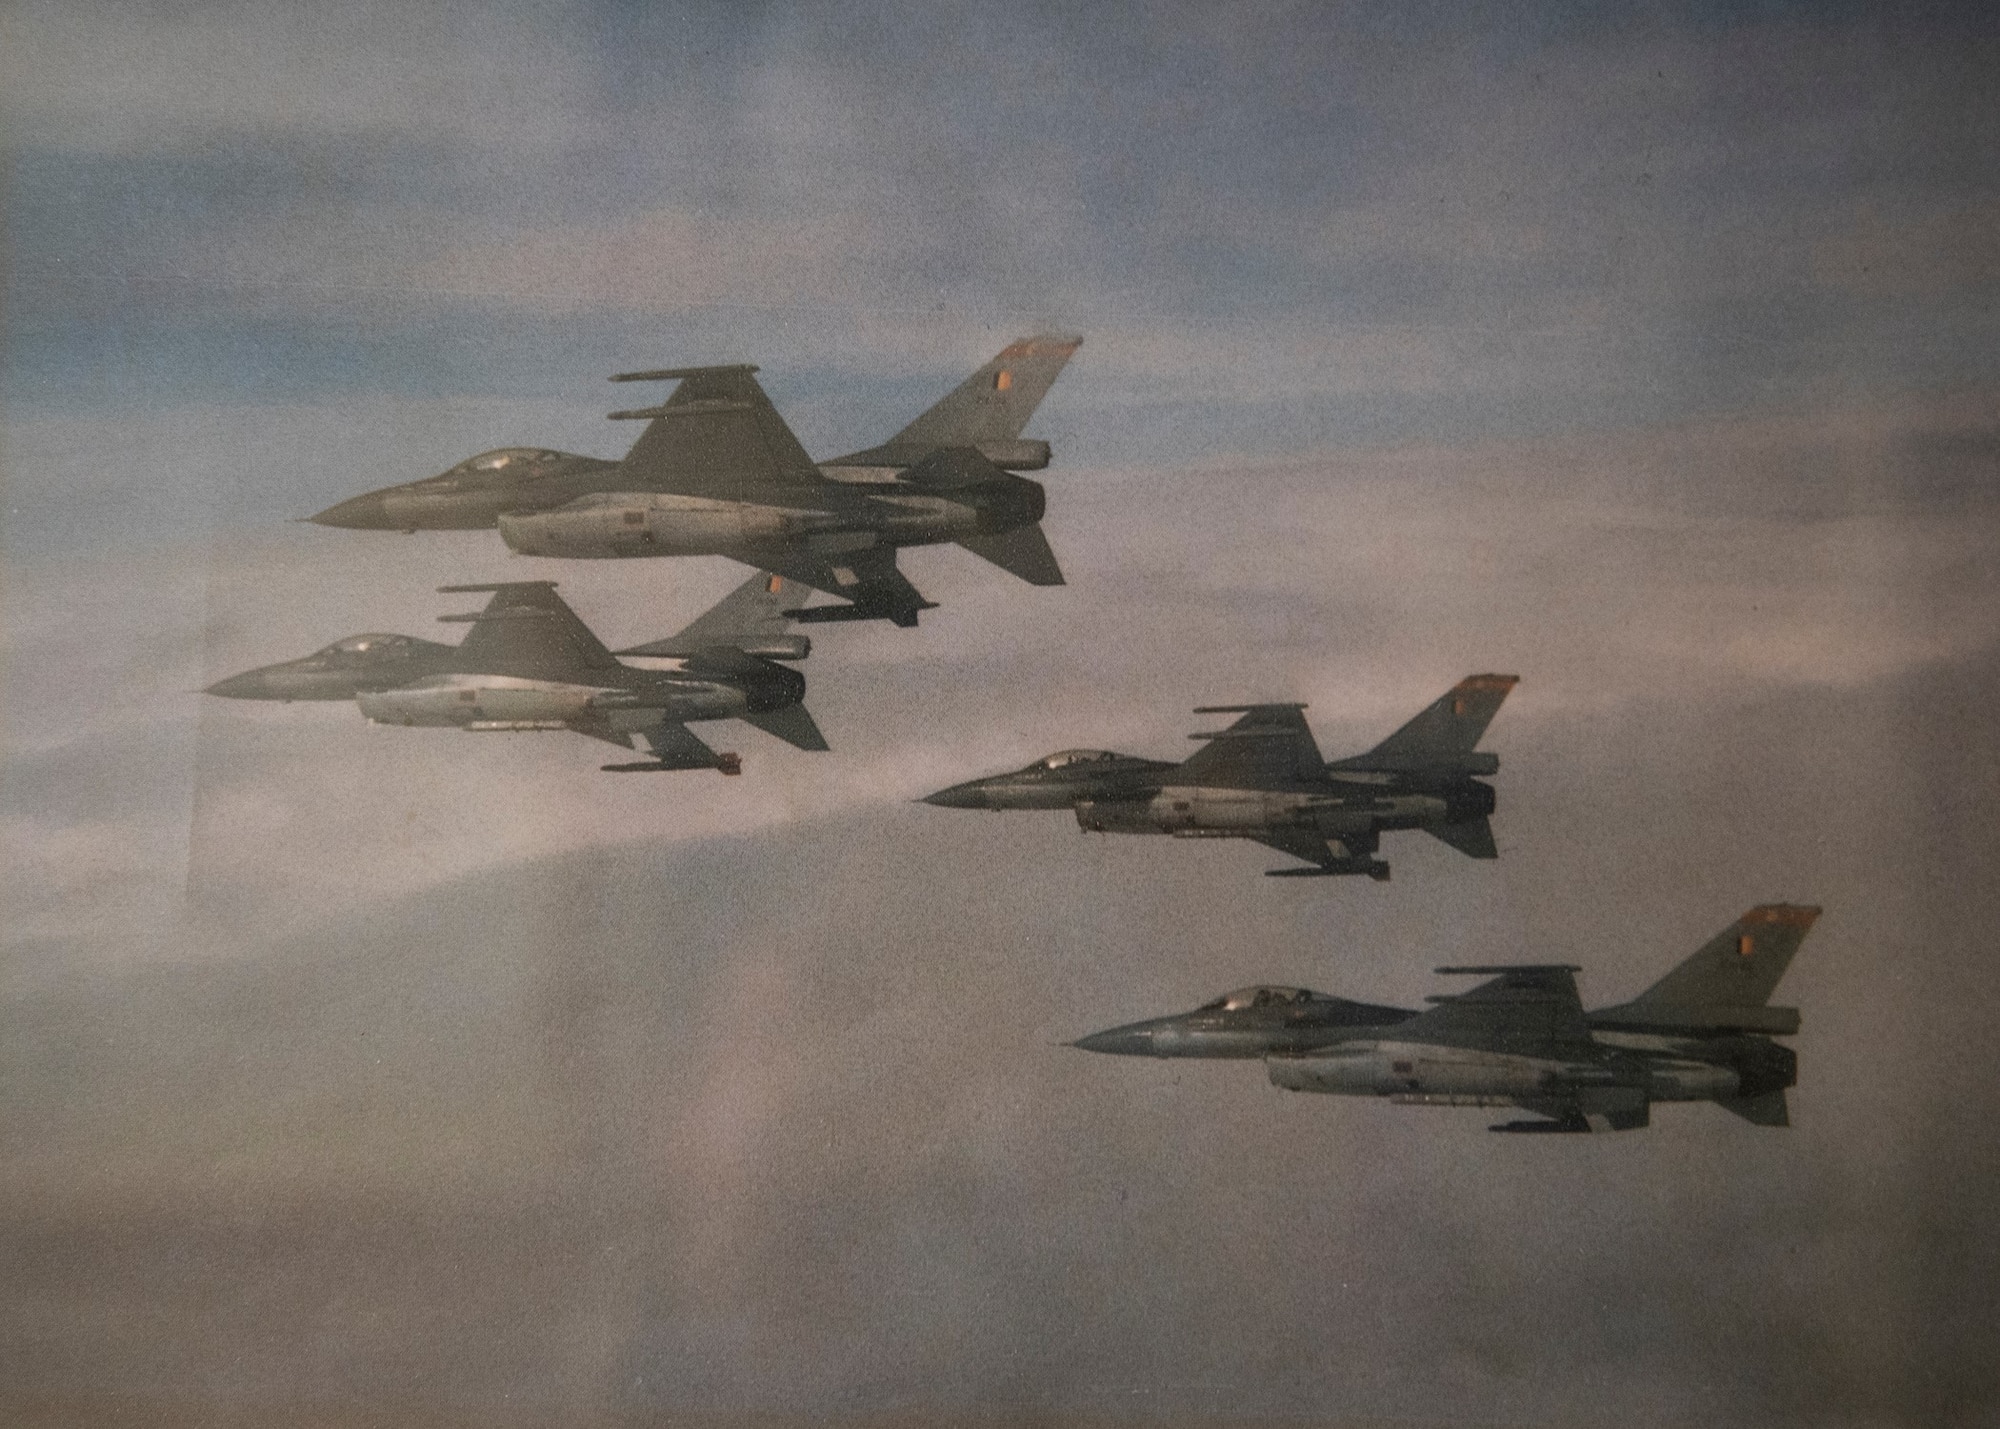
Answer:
207;333;1815;1134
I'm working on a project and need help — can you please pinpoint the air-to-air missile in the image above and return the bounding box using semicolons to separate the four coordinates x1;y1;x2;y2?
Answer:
1073;905;1820;1133
205;572;824;774
307;336;1084;627
922;676;1518;879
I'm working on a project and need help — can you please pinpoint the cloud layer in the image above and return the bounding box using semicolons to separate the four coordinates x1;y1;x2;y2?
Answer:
7;4;2000;1426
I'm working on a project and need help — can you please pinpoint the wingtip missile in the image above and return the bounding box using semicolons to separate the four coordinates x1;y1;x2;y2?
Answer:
609;363;760;383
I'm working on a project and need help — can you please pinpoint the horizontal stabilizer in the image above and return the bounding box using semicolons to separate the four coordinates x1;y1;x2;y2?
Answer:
956;523;1066;586
739;702;830;752
1718;1090;1790;1126
1425;816;1497;859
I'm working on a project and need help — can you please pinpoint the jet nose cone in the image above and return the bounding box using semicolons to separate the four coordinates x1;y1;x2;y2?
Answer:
309;491;394;529
204;670;269;699
1072;1026;1154;1056
920;781;991;809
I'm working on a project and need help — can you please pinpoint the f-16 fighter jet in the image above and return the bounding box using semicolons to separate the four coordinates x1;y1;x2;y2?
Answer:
203;573;826;774
922;675;1518;879
308;336;1084;627
1073;904;1820;1133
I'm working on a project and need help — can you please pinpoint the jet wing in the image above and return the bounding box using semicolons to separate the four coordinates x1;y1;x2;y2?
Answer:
610;365;828;501
1178;704;1325;788
1396;966;1595;1056
435;582;621;680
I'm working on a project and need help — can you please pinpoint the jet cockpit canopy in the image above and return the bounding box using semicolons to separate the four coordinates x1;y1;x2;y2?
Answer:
309;633;433;662
417;448;573;489
1036;749;1121;771
1200;985;1318;1012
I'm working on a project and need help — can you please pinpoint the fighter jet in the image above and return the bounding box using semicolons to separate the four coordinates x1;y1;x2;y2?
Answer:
1073;904;1820;1133
203;572;826;774
308;336;1085;627
921;675;1518;879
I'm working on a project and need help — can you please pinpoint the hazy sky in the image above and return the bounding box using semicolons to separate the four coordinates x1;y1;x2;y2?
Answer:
4;4;1999;1427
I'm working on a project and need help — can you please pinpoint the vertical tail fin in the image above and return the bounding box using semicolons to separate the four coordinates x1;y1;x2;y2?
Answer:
1632;905;1821;1011
890;334;1083;447
1334;675;1518;770
615;572;811;660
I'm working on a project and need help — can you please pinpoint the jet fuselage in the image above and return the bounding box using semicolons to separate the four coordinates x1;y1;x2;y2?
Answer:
925;752;1495;855
207;636;804;728
1073;954;1803;1134
1073;779;1494;836
310;449;1049;566
493;473;1045;560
